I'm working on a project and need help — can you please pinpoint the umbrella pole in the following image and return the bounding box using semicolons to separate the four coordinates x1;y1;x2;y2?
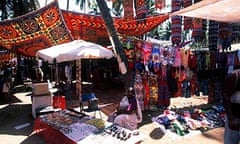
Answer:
76;59;81;111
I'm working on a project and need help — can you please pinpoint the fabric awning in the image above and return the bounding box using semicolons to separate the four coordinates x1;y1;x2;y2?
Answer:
0;0;169;57
171;0;240;23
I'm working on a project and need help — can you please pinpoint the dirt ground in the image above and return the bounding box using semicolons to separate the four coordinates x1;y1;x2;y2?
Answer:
0;85;224;144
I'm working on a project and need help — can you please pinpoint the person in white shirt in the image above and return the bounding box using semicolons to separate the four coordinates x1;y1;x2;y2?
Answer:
65;64;72;83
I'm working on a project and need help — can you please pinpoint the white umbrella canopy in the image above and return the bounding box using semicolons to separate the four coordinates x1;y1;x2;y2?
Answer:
36;40;114;63
56;40;114;63
36;40;83;63
36;40;114;104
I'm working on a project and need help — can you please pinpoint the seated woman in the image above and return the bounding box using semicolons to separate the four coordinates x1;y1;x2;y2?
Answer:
113;87;142;130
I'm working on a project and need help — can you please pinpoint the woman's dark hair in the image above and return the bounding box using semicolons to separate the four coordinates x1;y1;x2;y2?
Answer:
126;87;134;96
126;87;137;112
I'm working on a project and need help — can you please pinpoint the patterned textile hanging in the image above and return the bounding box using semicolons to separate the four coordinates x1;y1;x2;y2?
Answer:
122;38;135;71
141;41;152;65
191;0;205;43
62;10;169;42
155;0;166;10
151;44;161;64
218;22;231;51
136;0;148;20
192;18;203;42
0;1;73;57
183;0;192;30
123;0;134;20
208;20;219;51
171;0;182;45
142;72;150;108
134;73;144;110
149;74;158;111
157;66;170;108
231;24;240;43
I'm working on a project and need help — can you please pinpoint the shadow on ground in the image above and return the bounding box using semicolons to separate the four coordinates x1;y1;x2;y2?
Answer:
0;104;33;135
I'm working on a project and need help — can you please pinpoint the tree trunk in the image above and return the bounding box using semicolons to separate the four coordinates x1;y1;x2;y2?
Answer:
96;0;131;87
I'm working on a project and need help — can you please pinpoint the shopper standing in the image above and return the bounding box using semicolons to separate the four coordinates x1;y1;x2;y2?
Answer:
222;69;240;144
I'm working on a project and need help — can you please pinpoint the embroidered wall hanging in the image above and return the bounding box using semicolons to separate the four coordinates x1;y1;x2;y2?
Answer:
0;1;73;57
62;10;169;44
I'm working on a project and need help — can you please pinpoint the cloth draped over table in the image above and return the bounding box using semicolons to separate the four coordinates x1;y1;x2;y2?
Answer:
0;0;169;59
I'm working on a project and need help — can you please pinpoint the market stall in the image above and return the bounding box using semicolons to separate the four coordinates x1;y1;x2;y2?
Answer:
35;39;114;115
33;109;144;144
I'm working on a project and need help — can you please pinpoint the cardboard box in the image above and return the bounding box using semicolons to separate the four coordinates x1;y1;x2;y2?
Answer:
32;83;49;96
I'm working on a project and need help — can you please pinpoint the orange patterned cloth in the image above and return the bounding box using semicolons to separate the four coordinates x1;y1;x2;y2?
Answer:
0;1;169;58
0;1;73;57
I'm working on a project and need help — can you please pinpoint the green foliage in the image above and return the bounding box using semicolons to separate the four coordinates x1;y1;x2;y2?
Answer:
0;0;39;20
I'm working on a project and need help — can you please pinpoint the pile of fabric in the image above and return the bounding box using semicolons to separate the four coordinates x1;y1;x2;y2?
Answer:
152;104;225;136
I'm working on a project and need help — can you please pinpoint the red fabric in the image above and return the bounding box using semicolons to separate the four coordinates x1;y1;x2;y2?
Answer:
183;0;192;30
218;22;230;39
123;0;134;19
53;96;66;109
62;10;169;43
33;118;75;144
0;1;73;57
188;54;197;71
172;0;181;12
155;0;166;10
171;16;182;45
142;74;150;106
192;18;203;39
0;1;169;57
171;0;182;45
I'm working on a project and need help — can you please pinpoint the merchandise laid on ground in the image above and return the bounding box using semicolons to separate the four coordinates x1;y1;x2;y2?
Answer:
33;109;144;144
151;104;225;137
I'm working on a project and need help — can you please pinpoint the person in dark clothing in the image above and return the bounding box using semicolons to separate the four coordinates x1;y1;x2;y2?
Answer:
222;69;240;144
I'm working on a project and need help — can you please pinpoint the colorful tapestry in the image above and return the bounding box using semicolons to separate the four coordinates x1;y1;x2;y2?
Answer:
192;18;203;42
61;10;110;45
155;0;166;10
0;1;73;57
123;0;134;20
62;10;169;43
218;22;231;40
136;0;148;20
0;1;169;58
183;0;192;30
171;0;182;45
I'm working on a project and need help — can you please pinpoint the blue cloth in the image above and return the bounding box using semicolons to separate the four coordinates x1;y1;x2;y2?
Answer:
81;93;96;102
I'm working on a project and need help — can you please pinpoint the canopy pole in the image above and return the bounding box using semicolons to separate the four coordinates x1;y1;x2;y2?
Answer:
76;59;81;110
